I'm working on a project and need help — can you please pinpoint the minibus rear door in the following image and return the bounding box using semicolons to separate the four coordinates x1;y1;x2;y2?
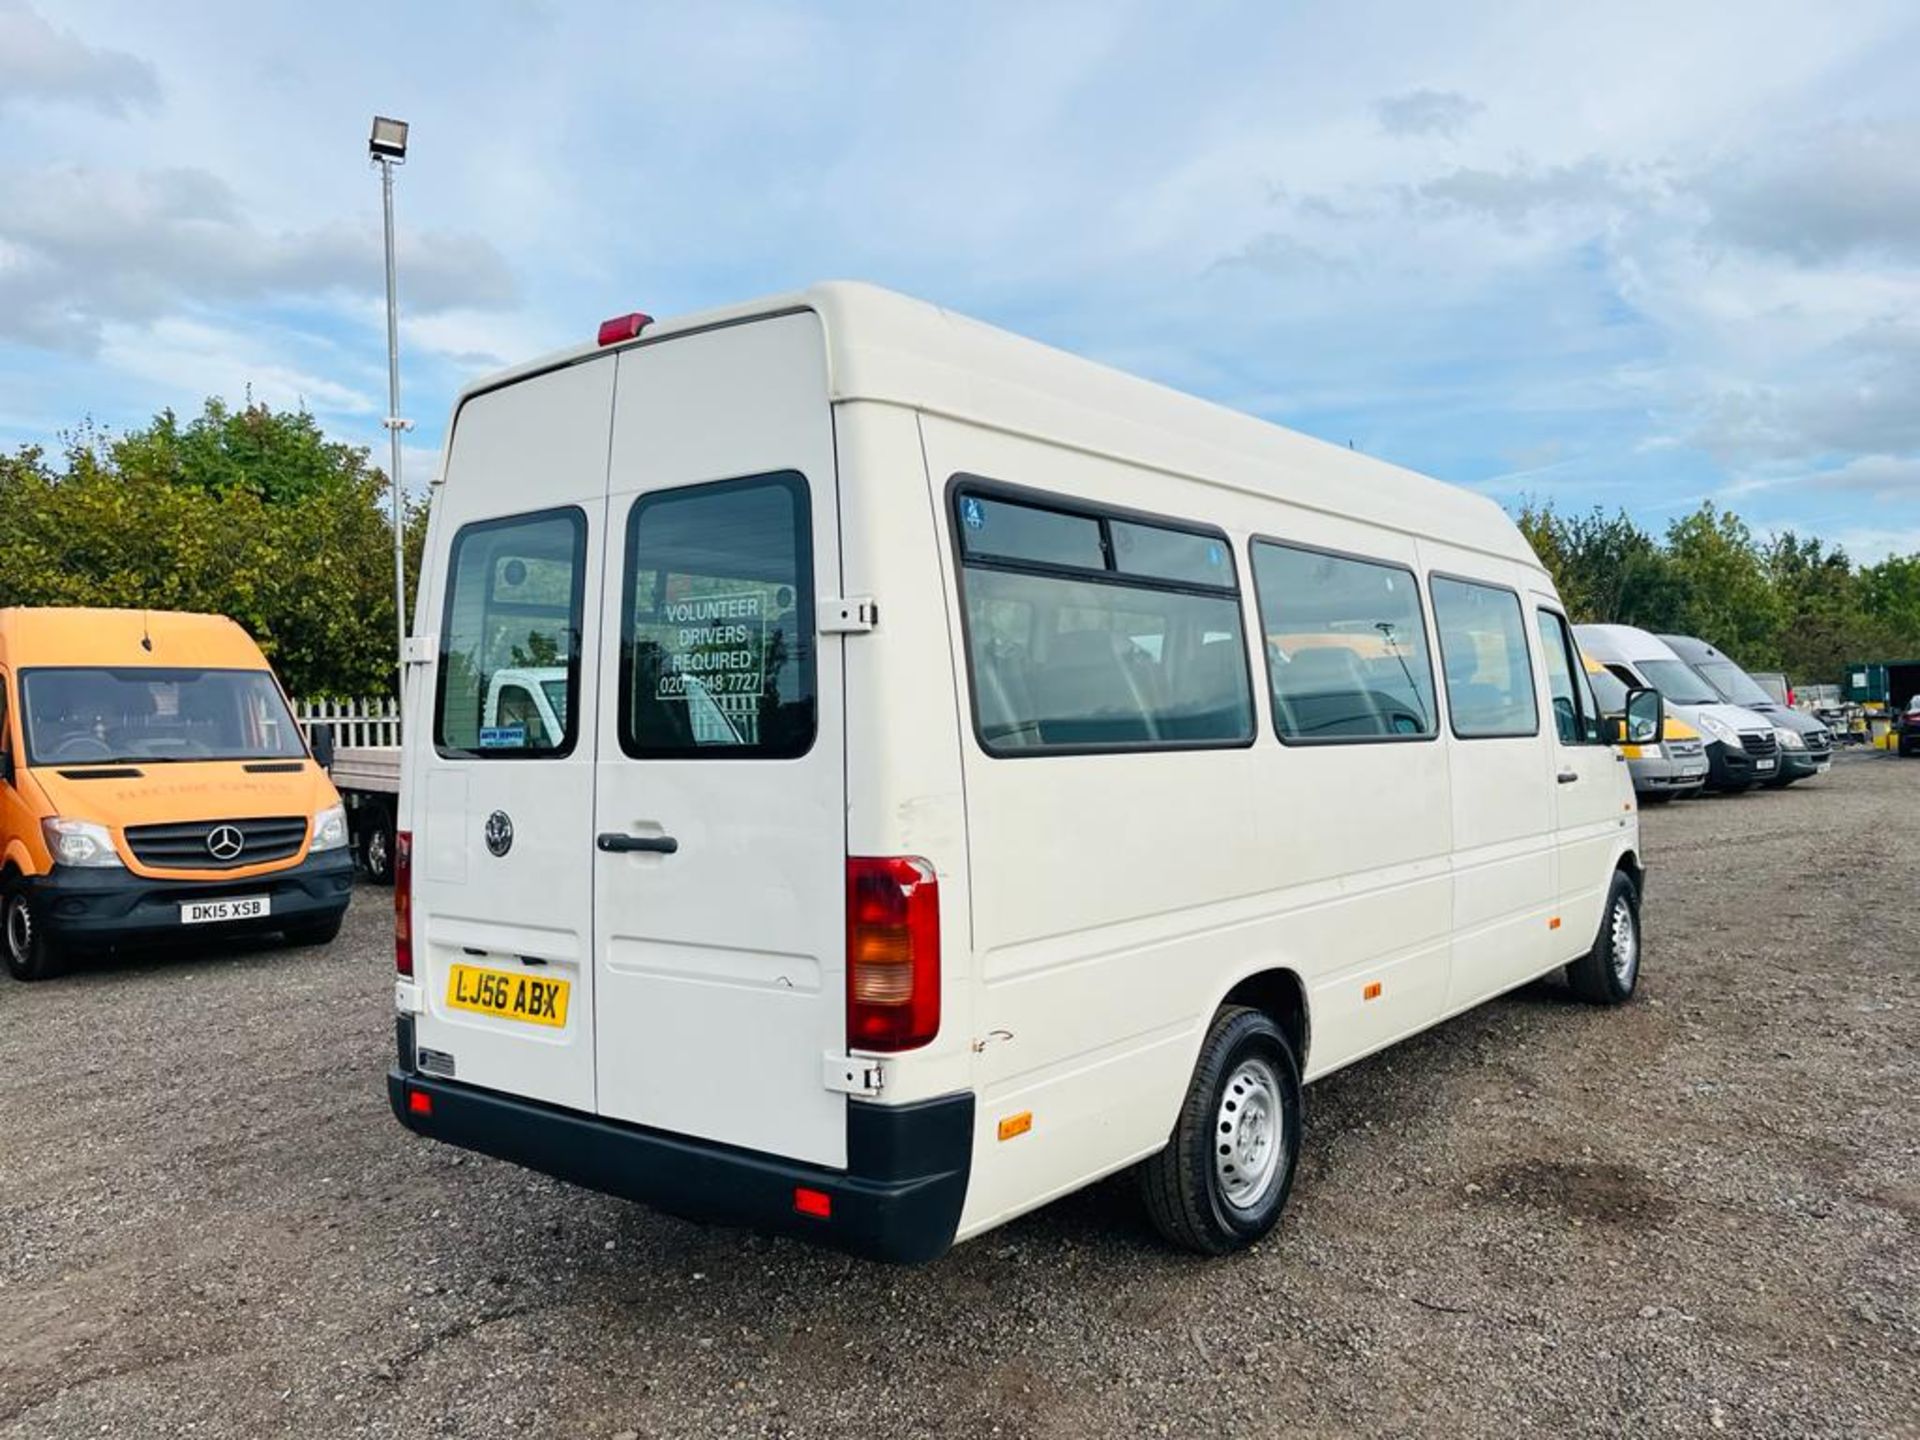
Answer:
407;359;613;1115
591;313;849;1169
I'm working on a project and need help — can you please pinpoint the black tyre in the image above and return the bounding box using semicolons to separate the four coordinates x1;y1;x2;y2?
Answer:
1567;869;1640;1006
283;912;345;947
3;878;65;982
359;804;396;886
1139;1005;1302;1255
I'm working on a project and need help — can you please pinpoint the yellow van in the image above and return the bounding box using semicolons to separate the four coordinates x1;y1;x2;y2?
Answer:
0;608;353;980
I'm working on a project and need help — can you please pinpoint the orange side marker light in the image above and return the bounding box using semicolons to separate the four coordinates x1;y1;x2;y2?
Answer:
1362;981;1383;1002
998;1111;1033;1141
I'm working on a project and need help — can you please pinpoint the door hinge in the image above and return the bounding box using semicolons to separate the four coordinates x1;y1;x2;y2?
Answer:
823;1053;885;1096
394;979;424;1014
819;597;878;635
402;634;438;664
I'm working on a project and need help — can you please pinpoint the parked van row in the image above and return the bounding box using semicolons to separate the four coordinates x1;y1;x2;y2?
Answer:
385;283;1663;1263
0;608;353;981
1575;624;1831;802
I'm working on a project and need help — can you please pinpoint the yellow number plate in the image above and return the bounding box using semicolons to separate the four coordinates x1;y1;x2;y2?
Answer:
445;964;570;1028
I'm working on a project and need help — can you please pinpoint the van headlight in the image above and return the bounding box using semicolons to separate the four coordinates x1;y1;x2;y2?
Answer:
1695;713;1741;747
310;804;350;852
1774;727;1805;750
42;817;124;869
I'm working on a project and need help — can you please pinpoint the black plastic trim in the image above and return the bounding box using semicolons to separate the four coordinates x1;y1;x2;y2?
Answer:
24;847;354;949
388;1071;973;1264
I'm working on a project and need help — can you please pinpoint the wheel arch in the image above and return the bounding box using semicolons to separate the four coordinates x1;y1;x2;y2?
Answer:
1219;965;1311;1077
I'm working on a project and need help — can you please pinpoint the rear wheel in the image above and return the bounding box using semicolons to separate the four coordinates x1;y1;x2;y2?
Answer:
1139;1005;1302;1255
1567;869;1640;1005
3;879;65;982
359;804;396;886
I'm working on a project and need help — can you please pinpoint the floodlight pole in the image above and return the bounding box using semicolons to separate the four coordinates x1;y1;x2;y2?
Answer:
376;149;411;721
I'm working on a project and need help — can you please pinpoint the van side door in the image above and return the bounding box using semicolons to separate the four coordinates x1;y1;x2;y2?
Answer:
1533;604;1626;955
1427;568;1556;1008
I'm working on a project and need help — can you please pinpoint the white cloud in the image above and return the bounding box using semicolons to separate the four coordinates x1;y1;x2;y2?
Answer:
0;164;519;354
1375;89;1483;140
0;0;158;116
97;317;378;418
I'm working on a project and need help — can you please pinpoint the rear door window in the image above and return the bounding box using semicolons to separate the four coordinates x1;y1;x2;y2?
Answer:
618;472;816;759
435;507;587;758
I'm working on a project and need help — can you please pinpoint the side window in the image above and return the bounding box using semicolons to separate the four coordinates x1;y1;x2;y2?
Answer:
1534;610;1600;744
620;472;815;759
435;508;586;758
1251;541;1437;743
1430;577;1538;739
0;670;11;771
955;484;1253;754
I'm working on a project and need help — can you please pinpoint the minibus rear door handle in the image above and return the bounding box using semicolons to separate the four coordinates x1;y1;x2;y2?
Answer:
597;832;679;855
1556;769;1579;784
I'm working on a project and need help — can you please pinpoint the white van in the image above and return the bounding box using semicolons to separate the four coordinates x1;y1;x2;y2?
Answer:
1573;625;1779;792
389;284;1660;1262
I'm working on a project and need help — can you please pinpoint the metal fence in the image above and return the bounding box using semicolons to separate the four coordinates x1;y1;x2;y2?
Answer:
293;697;400;748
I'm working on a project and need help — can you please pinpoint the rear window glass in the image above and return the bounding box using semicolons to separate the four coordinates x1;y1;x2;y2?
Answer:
619;472;816;759
435;508;586;758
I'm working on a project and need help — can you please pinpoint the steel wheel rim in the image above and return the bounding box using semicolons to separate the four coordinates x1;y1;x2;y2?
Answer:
1609;896;1638;986
6;897;31;966
1214;1056;1284;1211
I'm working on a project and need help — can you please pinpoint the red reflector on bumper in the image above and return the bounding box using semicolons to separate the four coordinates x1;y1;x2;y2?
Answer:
407;1089;432;1116
793;1186;831;1218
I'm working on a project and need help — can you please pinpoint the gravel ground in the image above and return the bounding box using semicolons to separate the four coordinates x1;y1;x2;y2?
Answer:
2;752;1916;1439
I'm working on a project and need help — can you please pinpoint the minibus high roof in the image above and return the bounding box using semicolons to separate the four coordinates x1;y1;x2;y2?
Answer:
0;608;259;669
447;282;1544;571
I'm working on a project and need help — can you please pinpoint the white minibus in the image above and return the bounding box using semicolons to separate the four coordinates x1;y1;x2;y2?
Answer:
388;284;1661;1261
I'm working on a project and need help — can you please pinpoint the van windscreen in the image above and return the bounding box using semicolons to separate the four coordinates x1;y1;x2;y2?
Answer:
20;667;305;766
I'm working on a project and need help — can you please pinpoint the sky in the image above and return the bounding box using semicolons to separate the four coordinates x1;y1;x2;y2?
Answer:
3;1;1919;559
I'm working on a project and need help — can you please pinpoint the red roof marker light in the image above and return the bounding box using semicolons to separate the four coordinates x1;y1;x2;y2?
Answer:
597;312;654;347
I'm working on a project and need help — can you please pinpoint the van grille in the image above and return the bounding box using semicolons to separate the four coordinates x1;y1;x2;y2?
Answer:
124;816;307;870
1666;738;1705;758
1739;733;1779;759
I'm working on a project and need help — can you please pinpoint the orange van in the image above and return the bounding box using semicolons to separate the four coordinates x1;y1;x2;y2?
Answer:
0;608;353;980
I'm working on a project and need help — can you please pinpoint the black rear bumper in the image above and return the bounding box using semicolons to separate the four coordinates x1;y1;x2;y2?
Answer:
387;1067;973;1264
29;848;353;949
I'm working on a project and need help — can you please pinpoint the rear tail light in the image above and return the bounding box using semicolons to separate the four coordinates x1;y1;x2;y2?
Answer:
394;830;414;977
846;856;940;1052
1786;685;1796;708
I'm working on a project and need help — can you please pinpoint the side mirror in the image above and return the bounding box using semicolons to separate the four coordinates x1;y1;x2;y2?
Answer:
1622;687;1663;746
308;722;336;771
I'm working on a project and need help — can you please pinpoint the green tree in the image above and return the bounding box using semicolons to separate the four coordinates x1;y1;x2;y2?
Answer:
0;399;426;697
